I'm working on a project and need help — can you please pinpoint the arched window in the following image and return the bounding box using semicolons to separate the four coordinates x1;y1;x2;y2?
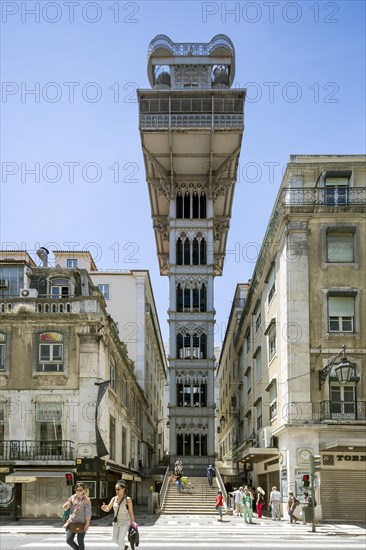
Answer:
177;333;191;359
192;235;206;265
192;333;207;359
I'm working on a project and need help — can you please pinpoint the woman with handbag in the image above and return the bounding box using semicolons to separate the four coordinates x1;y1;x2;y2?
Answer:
101;479;137;550
62;482;91;550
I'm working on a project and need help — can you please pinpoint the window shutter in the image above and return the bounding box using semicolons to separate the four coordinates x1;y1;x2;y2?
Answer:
325;177;349;186
327;234;353;262
328;296;354;316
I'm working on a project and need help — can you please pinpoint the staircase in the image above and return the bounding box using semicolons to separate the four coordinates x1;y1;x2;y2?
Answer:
162;477;219;515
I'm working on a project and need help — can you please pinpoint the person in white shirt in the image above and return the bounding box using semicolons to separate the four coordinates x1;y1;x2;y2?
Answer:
269;486;282;520
230;487;244;516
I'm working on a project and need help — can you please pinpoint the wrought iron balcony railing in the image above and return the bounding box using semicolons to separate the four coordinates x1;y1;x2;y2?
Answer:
0;440;75;461
319;400;366;421
280;187;366;206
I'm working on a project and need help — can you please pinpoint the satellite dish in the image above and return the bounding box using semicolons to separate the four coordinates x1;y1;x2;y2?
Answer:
36;247;50;267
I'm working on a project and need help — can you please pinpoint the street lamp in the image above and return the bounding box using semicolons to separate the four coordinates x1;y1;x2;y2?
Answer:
318;345;356;389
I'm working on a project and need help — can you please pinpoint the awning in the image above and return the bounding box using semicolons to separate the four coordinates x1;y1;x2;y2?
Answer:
237;447;279;464
5;470;73;483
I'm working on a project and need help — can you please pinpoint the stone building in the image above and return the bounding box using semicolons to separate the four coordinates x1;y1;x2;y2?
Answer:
138;34;245;472
218;155;366;521
52;251;169;471
0;250;149;518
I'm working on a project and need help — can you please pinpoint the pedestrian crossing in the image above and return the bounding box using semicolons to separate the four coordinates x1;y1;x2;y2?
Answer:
18;518;366;549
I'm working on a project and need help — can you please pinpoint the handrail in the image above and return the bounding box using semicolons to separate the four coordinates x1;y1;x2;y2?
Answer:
158;466;170;511
214;467;228;510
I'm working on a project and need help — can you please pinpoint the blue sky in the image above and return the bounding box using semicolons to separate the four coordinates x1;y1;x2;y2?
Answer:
1;0;365;344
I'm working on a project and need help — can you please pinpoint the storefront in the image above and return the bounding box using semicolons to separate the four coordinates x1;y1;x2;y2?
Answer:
320;451;366;521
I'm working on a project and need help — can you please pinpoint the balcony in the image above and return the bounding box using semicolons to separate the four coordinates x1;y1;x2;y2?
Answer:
320;401;366;421
281;187;366;207
0;440;75;461
140;113;243;131
0;296;101;315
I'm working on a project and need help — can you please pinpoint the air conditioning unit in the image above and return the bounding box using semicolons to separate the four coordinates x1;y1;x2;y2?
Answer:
0;279;8;288
20;288;38;298
260;426;273;448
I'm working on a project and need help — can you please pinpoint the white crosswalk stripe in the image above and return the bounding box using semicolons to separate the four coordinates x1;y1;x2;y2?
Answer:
18;521;366;549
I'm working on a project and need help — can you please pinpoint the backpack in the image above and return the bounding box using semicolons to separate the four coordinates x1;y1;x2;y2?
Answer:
294;498;300;506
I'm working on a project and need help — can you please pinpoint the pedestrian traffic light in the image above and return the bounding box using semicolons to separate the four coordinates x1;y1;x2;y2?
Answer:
65;473;74;486
302;474;310;487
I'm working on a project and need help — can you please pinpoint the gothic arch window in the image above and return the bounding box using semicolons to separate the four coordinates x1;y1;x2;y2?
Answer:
177;282;207;312
192;234;206;265
176;234;191;266
193;333;207;359
177;332;191;359
176;193;206;219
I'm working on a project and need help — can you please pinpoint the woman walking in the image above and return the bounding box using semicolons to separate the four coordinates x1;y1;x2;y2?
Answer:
101;480;137;550
215;490;224;522
256;487;265;519
62;482;91;550
242;487;254;524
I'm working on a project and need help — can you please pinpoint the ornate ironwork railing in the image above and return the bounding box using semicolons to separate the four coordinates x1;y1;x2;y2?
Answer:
280;187;366;206
319;401;366;421
0;440;75;461
140;113;244;130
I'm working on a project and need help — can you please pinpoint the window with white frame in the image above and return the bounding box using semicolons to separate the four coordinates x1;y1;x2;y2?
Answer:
38;332;64;372
268;323;276;360
254;347;262;380
266;264;276;304
98;284;110;300
268;382;277;420
324;175;350;205
330;384;356;418
36;402;63;441
110;360;116;392
326;232;354;263
328;295;355;332
255;399;262;430
66;259;78;268
50;278;70;298
0;333;6;372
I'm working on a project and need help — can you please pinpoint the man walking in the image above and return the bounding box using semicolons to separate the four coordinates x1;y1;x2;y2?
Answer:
207;464;215;487
270;485;282;520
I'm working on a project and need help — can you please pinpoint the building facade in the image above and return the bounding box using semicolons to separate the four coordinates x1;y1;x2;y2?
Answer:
138;34;245;471
0;250;149;518
218;155;366;521
53;252;168;473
